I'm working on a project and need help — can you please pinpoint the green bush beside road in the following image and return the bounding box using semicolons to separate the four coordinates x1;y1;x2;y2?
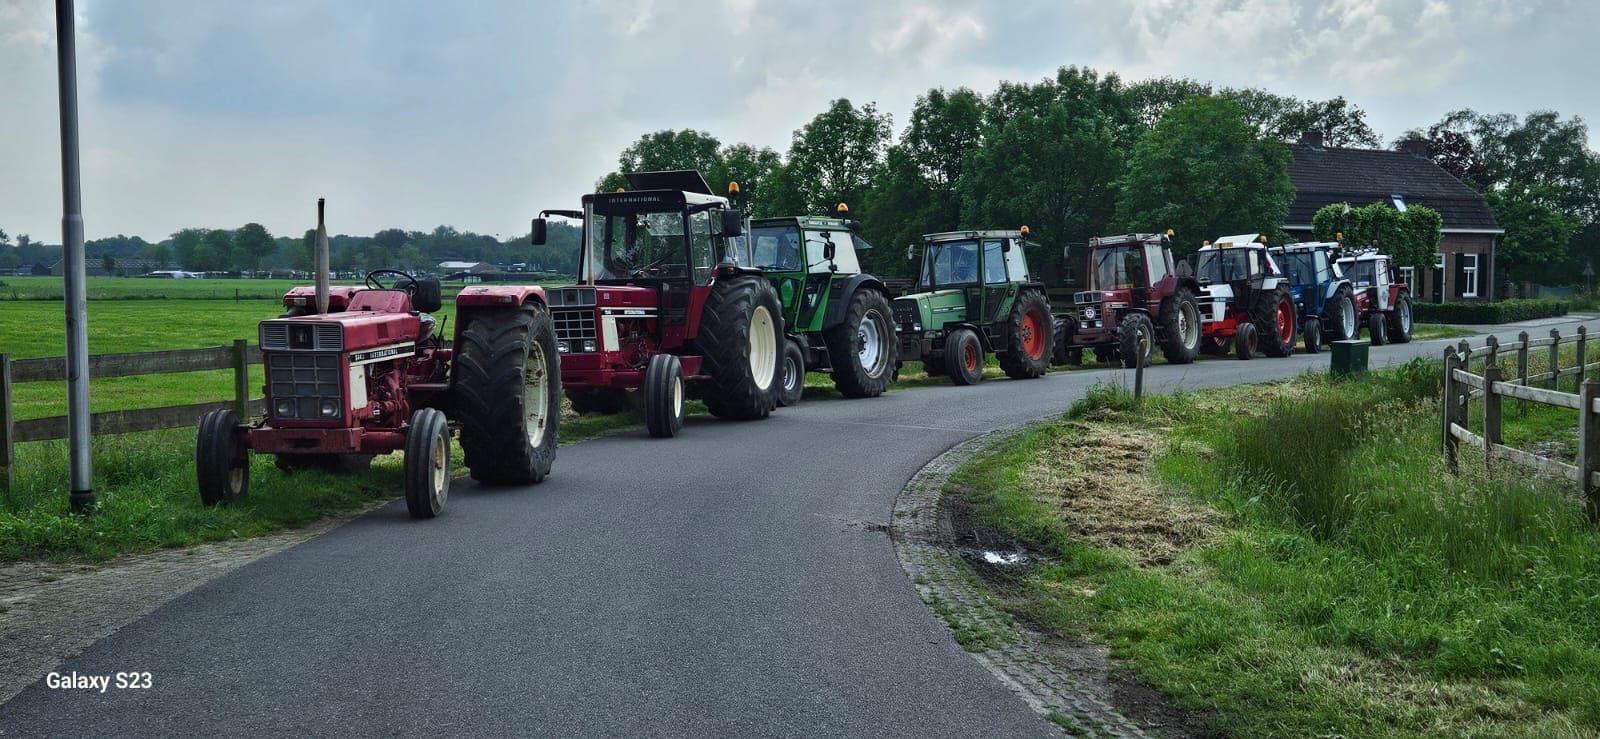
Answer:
1413;297;1570;324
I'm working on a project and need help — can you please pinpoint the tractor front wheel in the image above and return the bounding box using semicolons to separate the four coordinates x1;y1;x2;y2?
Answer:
1235;322;1258;360
1117;312;1156;369
1304;320;1323;354
644;353;685;438
1325;288;1356;342
825;288;896;398
453;304;560;485
999;290;1052;379
1253;286;1297;358
1369;314;1388;346
403;408;451;519
777;340;805;407
1388;291;1414;343
944;329;984;385
197;408;248;506
1157;287;1201;364
701;277;783;420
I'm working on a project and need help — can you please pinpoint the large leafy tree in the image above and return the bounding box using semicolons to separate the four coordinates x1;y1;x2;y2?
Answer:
1311;201;1443;270
233;222;277;273
861;87;985;277
1486;187;1582;281
770;98;892;217
596;129;723;192
1114;97;1294;254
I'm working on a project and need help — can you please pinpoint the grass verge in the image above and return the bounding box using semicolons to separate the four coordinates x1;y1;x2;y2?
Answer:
950;361;1600;736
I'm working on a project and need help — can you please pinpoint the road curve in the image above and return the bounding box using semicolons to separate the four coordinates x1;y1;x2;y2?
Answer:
2;318;1593;737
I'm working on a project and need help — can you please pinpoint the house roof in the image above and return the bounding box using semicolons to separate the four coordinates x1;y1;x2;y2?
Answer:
1286;143;1502;233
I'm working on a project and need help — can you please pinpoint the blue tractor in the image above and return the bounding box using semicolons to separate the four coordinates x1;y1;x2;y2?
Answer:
1267;242;1357;353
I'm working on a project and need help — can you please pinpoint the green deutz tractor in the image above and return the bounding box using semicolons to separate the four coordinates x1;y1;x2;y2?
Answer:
892;229;1053;385
748;207;897;405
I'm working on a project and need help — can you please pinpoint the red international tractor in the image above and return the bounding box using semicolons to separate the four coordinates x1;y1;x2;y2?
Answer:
1336;246;1414;345
530;170;783;438
1054;231;1201;368
1192;234;1298;360
196;200;561;519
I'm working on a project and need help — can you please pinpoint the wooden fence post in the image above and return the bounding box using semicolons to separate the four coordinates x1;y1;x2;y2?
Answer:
1443;347;1459;472
1580;377;1600;522
1550;328;1563;391
1457;339;1473;374
1483;364;1503;471
232;339;250;419
1486;334;1500;371
1;353;14;499
1517;331;1530;415
1579;326;1588;387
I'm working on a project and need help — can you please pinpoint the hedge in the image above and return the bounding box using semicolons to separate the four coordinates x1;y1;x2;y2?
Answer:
1413;298;1570;324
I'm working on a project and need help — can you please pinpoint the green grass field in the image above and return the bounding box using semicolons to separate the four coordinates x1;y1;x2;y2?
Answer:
952;364;1600;736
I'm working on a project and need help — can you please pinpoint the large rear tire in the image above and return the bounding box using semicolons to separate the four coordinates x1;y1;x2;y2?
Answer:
825;288;896;398
701;277;784;420
1324;288;1356;342
1388;291;1414;343
944;329;984;385
1252;286;1297;358
197;408;248;506
1156;287;1201;365
777;340;805;407
644;353;685;438
1117;312;1156;369
453;305;560;485
998;289;1052;379
403;408;450;519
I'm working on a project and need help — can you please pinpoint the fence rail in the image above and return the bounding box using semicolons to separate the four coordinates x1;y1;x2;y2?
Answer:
1442;326;1600;520
0;339;261;491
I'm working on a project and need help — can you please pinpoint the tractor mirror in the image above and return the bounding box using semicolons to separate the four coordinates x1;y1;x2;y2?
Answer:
720;210;744;237
530;218;548;245
823;234;836;262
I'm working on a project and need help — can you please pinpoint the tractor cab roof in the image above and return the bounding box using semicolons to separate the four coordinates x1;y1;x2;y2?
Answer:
582;188;727;212
1271;241;1340;254
923;229;1028;243
752;215;855;231
1090;233;1169;248
1204;233;1271;250
1338;253;1392;263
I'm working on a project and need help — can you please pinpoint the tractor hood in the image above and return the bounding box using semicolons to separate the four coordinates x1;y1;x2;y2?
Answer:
260;311;420;354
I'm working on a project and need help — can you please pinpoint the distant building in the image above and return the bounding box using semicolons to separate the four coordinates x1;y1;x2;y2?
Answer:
1285;133;1502;303
49;257;182;277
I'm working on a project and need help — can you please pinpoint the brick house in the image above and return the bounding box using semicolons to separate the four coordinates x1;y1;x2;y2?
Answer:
1285;133;1502;303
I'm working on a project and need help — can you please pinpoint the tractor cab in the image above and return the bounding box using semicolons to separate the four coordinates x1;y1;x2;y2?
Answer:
749;213;866;333
1192;234;1298;359
1073;233;1179;338
902;230;1035;329
1336;251;1414;344
1337;253;1394;292
1268;242;1357;347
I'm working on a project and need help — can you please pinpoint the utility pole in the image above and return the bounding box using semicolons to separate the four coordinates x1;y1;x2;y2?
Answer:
56;0;93;512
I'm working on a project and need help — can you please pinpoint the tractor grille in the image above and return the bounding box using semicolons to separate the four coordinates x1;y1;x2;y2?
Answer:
892;299;918;330
548;287;597;308
260;321;343;352
266;353;343;420
552;308;597;352
1074;291;1101;305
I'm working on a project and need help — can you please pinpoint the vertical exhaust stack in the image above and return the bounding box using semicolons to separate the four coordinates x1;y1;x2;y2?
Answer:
315;197;330;315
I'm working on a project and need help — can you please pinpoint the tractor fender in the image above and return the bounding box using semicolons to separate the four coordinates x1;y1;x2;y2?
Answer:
820;274;891;331
1323;279;1352;303
452;285;549;344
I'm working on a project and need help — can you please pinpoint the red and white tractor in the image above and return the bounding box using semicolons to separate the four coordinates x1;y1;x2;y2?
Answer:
196;200;561;518
1336;249;1414;345
1192;234;1298;360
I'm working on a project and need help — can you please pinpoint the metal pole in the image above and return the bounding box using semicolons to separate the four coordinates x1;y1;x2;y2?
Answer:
56;0;93;513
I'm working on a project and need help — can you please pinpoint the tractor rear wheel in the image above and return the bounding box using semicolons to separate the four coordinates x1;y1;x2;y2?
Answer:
1157;287;1201;364
1117;312;1156;369
1369;313;1388;345
403;407;451;519
944;329;984;385
1324;288;1356;342
453;304;560;485
1388;291;1414;343
999;289;1052;379
644;353;685;438
197;408;248;505
1252;286;1297;358
1304;320;1323;353
701;276;783;420
1235;322;1258;360
566;388;637;416
825;288;896;398
777;340;805;407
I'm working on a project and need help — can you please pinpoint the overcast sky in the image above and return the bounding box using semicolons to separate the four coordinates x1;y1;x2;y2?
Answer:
0;0;1592;244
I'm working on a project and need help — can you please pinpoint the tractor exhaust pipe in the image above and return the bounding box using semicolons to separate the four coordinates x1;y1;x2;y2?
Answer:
315;197;330;314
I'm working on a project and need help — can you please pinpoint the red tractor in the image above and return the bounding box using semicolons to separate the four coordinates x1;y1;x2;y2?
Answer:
1336;248;1414;345
1054;231;1202;368
530;170;783;438
1192;234;1298;360
196;200;561;519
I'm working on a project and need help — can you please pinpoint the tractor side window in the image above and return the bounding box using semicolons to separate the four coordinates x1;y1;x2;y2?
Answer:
926;240;980;287
689;210;715;284
983;240;1007;284
1144;244;1168;284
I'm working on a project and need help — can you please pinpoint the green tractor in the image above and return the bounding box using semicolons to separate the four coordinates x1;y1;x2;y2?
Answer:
891;229;1053;385
747;207;897;405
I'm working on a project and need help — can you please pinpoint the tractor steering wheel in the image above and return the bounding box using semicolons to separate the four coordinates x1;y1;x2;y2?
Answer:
365;269;419;294
631;255;670;278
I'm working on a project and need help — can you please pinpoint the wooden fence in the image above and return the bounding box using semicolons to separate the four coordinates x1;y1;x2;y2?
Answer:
0;340;262;491
1441;326;1600;520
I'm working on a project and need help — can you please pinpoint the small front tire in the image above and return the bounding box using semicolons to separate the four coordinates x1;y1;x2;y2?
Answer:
197;408;248;506
403;408;451;519
1235;322;1258;360
945;329;984;386
777;340;804;408
1369;314;1388;346
1304;320;1322;354
644;353;685;438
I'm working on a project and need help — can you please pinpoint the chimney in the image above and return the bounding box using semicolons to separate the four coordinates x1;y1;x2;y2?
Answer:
1299;130;1325;149
1398;137;1430;159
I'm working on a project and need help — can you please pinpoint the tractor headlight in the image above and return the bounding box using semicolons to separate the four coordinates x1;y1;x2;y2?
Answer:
320;399;340;418
558;340;570;353
274;398;296;418
582;339;597;352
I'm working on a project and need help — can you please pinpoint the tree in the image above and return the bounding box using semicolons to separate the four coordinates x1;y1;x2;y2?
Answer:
137;242;173;268
1486;186;1581;281
776;99;892;216
711;142;782;212
233;222;277;273
597;129;725;192
0;228;9;247
198;228;234;272
1272;96;1381;148
171;228;205;270
101;253;116;275
1310;201;1443;270
1398;124;1489;189
1114;97;1294;254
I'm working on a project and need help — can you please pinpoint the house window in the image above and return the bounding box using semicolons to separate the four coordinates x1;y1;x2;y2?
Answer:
1391;194;1408;212
1399;266;1415;287
1462;253;1479;298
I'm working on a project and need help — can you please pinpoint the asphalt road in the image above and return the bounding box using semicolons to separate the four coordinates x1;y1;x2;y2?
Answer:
4;317;1596;737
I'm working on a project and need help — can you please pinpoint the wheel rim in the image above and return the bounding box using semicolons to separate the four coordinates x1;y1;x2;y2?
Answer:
1021;310;1045;359
1400;299;1412;332
228;466;244;494
748;305;777;391
1339;296;1355;337
783;353;799;393
672;374;683;419
1248;329;1258;354
858;309;887;375
963;342;979;372
1179;302;1199;348
525;338;549;448
430;431;448;507
1276;298;1292;340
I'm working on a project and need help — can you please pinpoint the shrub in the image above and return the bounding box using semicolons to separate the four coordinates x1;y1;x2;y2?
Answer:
1413;298;1568;324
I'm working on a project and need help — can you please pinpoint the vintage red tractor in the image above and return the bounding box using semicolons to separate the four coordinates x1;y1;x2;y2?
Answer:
530;170;783;438
196;200;561;519
1336;247;1414;345
1193;234;1298;360
1054;231;1201;368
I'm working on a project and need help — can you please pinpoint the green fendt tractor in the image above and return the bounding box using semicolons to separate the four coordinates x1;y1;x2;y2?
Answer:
748;207;897;405
892;229;1053;385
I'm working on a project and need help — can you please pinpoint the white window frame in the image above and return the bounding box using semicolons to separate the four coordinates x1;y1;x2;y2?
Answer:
1462;253;1479;298
1398;266;1415;287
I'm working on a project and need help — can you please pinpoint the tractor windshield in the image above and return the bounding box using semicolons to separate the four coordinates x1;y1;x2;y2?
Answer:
1195;248;1263;284
1278;251;1317;286
1090;245;1144;291
750;225;803;272
586;207;699;282
1344;260;1377;286
920;239;980;289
